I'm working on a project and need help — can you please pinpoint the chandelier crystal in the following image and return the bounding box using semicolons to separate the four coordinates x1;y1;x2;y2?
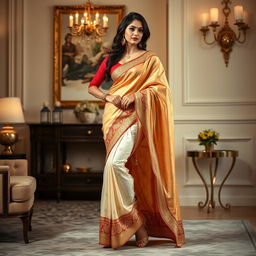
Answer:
68;0;108;41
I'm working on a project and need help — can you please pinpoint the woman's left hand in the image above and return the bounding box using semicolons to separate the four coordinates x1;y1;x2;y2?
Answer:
121;94;135;110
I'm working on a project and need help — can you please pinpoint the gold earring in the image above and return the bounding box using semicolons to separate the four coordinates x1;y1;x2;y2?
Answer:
121;37;126;46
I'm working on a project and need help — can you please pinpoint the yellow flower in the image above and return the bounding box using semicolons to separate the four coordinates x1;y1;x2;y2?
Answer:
202;134;207;140
208;131;213;137
197;129;220;146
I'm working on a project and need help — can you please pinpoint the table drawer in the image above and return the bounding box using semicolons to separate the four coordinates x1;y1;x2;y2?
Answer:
31;126;56;140
61;125;103;139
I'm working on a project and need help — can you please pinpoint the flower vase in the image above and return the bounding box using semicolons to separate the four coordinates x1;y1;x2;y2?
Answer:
205;143;214;152
79;112;96;123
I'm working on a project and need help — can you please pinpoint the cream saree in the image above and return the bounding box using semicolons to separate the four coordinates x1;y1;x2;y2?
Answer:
100;51;185;248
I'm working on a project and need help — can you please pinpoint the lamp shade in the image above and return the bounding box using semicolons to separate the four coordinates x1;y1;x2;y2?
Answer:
0;97;25;123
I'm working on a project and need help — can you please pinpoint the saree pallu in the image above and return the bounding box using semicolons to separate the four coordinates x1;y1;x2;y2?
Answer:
100;51;185;248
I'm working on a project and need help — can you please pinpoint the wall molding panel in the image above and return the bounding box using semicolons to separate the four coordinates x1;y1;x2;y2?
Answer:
174;118;256;124
184;136;255;187
182;0;256;107
8;0;25;103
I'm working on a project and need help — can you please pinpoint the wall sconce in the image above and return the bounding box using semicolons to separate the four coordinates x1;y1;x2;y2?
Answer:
200;0;249;67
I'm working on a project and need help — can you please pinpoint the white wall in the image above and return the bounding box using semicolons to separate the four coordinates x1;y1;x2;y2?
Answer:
169;0;256;205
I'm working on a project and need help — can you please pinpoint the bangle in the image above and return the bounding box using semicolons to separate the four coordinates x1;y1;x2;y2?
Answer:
102;93;109;102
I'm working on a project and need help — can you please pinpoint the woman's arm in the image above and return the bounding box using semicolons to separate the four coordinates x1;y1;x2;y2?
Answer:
88;56;122;108
88;85;107;101
88;85;122;109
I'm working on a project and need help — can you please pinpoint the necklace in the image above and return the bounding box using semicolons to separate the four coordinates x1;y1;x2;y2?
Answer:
122;50;142;64
125;52;137;60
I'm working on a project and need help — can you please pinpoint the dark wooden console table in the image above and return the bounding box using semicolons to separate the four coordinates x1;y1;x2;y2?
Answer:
28;123;105;201
0;154;26;159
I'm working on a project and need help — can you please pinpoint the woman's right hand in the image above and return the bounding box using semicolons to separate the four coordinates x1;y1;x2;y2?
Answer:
106;94;122;109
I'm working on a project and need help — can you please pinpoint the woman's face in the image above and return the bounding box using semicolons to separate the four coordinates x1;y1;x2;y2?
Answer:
124;19;143;46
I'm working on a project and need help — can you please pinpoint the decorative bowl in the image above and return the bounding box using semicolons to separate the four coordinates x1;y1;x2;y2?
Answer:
78;112;96;124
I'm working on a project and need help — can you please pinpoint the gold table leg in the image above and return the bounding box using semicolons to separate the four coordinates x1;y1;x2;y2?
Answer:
218;156;237;209
213;158;219;187
192;157;209;208
208;153;214;213
207;154;220;212
192;155;219;213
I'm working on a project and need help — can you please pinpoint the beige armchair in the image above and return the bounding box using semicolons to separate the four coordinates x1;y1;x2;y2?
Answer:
0;159;36;243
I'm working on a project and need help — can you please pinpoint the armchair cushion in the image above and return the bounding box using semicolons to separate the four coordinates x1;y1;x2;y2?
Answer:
10;176;36;202
0;160;28;176
9;196;34;214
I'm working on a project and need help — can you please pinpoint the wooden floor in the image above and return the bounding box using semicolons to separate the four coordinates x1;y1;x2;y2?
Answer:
181;206;256;230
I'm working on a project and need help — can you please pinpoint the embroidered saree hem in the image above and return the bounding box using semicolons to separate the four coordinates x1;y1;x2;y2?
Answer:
99;204;144;248
100;123;143;248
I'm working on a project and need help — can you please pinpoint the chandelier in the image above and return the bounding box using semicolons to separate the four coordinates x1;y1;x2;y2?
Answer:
200;0;249;67
68;0;108;40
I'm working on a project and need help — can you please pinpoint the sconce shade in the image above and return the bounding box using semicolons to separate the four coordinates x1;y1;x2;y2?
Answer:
0;97;25;124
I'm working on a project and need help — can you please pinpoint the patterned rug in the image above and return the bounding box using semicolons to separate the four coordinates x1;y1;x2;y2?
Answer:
0;201;255;256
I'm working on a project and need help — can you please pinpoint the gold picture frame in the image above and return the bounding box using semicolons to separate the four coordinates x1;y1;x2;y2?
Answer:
53;5;125;108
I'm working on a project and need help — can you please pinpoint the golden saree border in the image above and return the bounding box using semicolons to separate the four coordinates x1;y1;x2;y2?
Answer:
105;110;137;160
111;50;155;83
141;210;184;242
156;180;185;246
99;204;144;248
135;88;184;247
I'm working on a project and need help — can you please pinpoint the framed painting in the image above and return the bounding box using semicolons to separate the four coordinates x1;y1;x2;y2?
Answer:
53;5;125;108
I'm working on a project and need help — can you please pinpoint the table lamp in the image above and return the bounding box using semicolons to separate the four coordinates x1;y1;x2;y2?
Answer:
0;97;25;154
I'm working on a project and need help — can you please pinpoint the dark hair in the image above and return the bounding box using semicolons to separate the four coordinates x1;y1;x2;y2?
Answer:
104;12;150;81
65;33;72;40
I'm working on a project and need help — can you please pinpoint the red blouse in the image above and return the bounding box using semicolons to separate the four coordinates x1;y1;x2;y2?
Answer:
89;56;121;88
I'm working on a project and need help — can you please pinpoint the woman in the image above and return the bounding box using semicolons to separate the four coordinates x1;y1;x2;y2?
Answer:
88;12;185;249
